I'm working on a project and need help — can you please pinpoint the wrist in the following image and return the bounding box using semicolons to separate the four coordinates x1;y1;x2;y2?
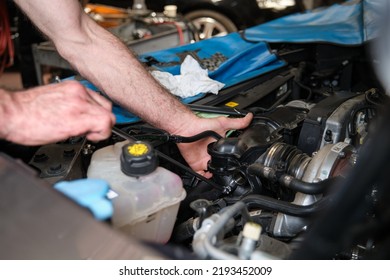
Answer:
0;89;17;141
167;112;202;137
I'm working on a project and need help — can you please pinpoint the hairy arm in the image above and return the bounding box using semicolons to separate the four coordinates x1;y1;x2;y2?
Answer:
14;0;196;135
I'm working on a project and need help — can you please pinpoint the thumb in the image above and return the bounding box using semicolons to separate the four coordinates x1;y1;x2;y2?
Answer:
221;113;253;130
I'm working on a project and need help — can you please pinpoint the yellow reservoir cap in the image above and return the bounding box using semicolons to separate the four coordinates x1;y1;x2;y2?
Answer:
121;141;158;176
127;143;149;157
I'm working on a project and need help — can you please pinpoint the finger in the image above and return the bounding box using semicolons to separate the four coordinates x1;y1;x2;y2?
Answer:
86;130;112;142
203;171;213;179
84;89;116;125
57;81;107;109
85;104;116;128
196;169;213;178
73;104;116;141
223;113;253;130
50;81;103;109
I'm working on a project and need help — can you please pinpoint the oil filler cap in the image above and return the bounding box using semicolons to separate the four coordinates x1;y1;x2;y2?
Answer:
120;141;158;176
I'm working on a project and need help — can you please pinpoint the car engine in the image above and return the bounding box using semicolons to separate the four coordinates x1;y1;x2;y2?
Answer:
12;40;390;260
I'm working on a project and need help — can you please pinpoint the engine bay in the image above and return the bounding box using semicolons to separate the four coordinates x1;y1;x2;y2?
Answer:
8;38;388;260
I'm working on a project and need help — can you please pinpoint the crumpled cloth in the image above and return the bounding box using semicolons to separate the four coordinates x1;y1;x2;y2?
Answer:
151;55;225;98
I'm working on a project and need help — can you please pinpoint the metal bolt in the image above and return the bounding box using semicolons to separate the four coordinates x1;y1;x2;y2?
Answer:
349;153;358;165
223;186;232;194
338;151;346;159
82;144;94;155
47;163;64;175
324;130;333;143
63;148;75;157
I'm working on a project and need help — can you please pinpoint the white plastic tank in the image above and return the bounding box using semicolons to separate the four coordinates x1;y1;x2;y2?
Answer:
87;140;186;243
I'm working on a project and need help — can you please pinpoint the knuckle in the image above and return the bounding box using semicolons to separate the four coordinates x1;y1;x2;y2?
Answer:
101;113;114;126
92;111;112;127
63;81;86;96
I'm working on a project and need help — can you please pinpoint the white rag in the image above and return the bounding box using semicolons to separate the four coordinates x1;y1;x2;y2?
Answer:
151;55;225;98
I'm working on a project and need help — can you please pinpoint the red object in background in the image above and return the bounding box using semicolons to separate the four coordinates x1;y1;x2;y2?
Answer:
0;0;15;75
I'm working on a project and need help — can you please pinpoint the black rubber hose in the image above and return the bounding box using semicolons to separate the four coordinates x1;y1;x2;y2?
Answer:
188;104;249;116
130;134;170;142
241;194;329;217
122;130;222;143
246;163;276;179
158;147;227;192
171;218;197;244
247;163;340;195
170;130;222;143
280;175;340;195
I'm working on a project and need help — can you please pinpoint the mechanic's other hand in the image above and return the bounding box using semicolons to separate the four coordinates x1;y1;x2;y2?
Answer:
176;113;253;178
0;81;115;145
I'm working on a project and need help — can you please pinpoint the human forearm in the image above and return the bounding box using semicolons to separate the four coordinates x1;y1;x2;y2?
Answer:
57;18;196;135
15;0;197;135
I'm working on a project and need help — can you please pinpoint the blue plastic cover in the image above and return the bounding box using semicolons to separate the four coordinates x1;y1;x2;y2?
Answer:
243;0;381;45
54;179;113;221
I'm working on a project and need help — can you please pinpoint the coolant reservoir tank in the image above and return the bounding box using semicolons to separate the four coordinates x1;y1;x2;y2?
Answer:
87;140;185;243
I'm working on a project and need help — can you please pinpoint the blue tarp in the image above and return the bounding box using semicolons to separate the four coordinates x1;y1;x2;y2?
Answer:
139;32;285;88
242;0;381;45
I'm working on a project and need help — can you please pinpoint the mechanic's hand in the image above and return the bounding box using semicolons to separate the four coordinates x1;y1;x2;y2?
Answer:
176;113;253;178
0;81;115;145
